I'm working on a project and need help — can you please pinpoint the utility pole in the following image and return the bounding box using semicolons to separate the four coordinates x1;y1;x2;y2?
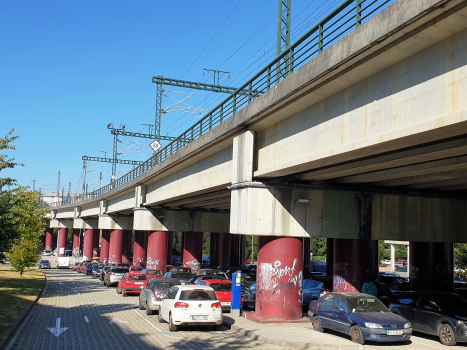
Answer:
82;160;87;196
31;180;36;192
277;0;292;80
203;69;230;87
57;171;61;204
100;171;103;189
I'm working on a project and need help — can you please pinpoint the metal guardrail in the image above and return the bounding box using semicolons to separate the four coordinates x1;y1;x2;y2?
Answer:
52;0;393;208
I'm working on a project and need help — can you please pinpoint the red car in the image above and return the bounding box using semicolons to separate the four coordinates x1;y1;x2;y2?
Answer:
129;266;144;274
196;279;237;311
117;273;149;296
141;269;164;280
73;262;80;271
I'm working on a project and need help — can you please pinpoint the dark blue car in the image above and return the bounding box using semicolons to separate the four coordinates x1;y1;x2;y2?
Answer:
309;292;411;344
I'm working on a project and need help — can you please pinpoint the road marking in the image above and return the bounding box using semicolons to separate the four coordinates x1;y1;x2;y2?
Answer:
46;318;69;337
131;309;180;339
109;318;130;335
84;316;89;323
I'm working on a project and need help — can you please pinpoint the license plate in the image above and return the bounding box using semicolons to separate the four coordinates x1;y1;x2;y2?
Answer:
191;316;208;320
387;330;403;335
134;282;143;285
221;302;231;306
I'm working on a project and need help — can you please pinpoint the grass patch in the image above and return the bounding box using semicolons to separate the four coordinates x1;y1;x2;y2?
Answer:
0;267;45;343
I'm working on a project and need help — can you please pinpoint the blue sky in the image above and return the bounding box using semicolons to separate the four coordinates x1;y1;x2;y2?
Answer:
1;0;389;195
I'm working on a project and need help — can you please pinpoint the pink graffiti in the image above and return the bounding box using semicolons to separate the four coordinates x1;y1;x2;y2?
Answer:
147;257;161;269
184;259;200;274
334;271;350;291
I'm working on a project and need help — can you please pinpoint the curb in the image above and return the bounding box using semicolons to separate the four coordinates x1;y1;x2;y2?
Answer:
0;271;47;350
224;318;364;350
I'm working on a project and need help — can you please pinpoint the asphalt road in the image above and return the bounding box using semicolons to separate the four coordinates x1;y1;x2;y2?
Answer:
4;269;283;350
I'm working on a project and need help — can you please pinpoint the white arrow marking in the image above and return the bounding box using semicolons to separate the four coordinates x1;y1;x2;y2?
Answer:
109;318;130;334
46;318;69;337
84;316;89;323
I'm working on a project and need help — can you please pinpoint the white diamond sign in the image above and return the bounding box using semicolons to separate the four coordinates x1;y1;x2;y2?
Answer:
149;140;162;152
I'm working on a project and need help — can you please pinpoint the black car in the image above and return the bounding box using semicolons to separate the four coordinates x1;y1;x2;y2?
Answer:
242;282;256;310
85;263;94;275
163;271;192;284
389;291;467;346
92;264;103;278
39;260;51;269
100;266;110;281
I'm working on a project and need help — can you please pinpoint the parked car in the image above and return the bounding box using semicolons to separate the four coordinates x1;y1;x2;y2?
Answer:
92;264;103;278
139;278;181;315
157;285;223;331
117;273;149;296
136;261;147;268
168;267;194;276
85;263;94;275
100;266;110;281
302;279;332;305
197;279;235;311
197;269;228;279
242;282;256;310
72;262;80;271
309;292;411;344
39;260;51;269
42;250;53;256
389;291;467;346
172;257;182;266
202;255;210;266
104;267;129;287
186;275;229;285
163;271;192;284
141;269;164;280
76;262;85;273
129;266;145;274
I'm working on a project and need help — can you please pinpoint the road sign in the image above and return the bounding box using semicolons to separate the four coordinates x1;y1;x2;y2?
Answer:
149;140;162;152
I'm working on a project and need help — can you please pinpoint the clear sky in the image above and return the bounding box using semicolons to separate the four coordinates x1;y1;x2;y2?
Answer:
0;0;386;195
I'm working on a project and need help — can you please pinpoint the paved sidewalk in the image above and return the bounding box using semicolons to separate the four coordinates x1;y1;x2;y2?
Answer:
223;315;451;350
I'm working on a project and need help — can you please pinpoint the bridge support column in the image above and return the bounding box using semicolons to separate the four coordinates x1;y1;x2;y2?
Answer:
45;228;53;251
166;231;173;266
326;238;334;276
255;236;303;321
72;229;80;257
83;229;95;262
121;230;132;264
133;231;147;265
220;233;231;270
333;239;379;294
229;234;246;267
93;230;99;259
147;231;167;271
303;237;311;275
209;233;222;269
183;231;203;274
100;229;110;263
109;230;123;265
409;242;453;292
57;228;67;257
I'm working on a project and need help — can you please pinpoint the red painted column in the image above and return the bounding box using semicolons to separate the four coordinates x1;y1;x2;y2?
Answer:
133;231;147;265
229;234;244;267
45;227;53;251
121;230;132;264
255;237;303;321
410;242;453;292
72;229;80;258
57;228;68;257
183;231;203;274
83;229;94;262
92;230;100;259
147;231;167;271
166;231;173;265
108;230;123;265
100;229;110;263
333;239;379;294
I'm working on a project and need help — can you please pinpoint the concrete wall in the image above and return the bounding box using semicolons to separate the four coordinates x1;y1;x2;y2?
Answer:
54;208;74;219
255;24;467;178
107;189;135;214
80;203;100;217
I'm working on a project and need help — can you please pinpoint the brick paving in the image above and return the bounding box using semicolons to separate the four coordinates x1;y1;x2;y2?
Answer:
4;270;283;350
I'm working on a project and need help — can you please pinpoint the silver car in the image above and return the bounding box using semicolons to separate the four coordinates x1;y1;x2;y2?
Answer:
104;267;128;287
139;278;180;315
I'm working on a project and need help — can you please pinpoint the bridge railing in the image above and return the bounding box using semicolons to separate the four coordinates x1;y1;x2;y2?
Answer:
51;0;393;208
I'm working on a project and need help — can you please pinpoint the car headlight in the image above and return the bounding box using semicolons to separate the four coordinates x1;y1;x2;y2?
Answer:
365;322;383;328
457;320;466;326
404;322;411;329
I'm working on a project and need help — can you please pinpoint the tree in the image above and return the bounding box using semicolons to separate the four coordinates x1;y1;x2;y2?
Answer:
310;238;327;259
455;243;467;269
245;235;258;263
9;235;42;277
0;129;23;191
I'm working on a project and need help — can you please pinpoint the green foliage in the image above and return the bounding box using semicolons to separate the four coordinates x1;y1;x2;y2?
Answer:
310;238;327;258
312;255;326;260
245;235;258;262
379;241;408;261
9;236;42;277
0;129;24;191
203;232;210;257
172;232;182;257
455;243;467;269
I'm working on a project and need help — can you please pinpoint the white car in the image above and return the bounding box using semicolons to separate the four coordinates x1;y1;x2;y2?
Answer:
157;285;223;331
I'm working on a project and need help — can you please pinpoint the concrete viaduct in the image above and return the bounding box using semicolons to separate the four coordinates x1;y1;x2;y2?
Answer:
47;0;467;321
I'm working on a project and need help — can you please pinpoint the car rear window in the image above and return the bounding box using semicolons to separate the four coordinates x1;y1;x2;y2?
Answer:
129;274;147;281
179;290;218;300
155;282;178;292
209;283;231;291
148;270;163;275
113;268;129;273
174;273;191;280
131;267;144;271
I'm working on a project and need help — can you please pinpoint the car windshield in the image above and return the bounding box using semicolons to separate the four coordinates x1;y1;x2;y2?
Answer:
93;265;101;270
112;268;129;274
40;260;49;263
347;296;389;312
430;294;467;311
209;283;232;291
244;274;256;282
179;290;218;300
156;282;177;292
148;270;163;275
249;283;256;291
173;273;191;280
129;274;147;281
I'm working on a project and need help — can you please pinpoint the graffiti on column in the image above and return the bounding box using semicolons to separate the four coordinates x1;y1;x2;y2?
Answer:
410;265;419;279
436;264;453;277
362;281;378;296
147;257;161;270
258;258;302;313
333;262;350;291
184;259;201;274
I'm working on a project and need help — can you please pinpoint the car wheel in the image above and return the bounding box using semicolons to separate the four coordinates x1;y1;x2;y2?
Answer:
312;316;323;332
117;286;122;294
169;313;177;332
122;290;127;297
106;281;111;288
439;323;457;346
351;325;365;345
213;325;222;331
146;303;153;315
138;298;144;310
158;308;164;323
103;280;106;286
